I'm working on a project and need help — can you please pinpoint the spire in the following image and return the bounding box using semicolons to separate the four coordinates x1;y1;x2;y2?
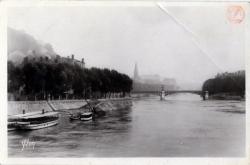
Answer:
134;62;140;81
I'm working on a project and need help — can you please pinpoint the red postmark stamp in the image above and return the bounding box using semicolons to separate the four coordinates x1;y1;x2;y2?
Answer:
227;6;245;24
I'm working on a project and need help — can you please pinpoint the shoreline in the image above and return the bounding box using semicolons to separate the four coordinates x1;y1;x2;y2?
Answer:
8;97;132;116
207;93;245;101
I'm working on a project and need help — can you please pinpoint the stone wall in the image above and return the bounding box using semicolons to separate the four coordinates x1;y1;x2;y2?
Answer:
8;98;132;115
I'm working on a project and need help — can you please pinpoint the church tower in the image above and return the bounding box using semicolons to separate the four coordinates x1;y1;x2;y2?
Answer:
133;62;140;82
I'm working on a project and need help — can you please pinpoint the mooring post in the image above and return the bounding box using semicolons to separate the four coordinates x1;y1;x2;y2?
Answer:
205;91;209;100
202;93;205;100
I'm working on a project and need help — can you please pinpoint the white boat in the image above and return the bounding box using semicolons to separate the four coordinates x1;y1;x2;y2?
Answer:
70;114;80;120
7;114;32;131
8;121;17;131
15;111;59;130
80;112;93;121
17;120;58;130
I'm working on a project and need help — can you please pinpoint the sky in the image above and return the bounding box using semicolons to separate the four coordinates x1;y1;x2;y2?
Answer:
7;3;246;89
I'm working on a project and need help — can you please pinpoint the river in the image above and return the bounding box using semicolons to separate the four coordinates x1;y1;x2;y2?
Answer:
8;93;245;157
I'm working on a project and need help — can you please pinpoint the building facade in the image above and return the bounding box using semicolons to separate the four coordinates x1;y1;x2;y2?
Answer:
132;63;178;92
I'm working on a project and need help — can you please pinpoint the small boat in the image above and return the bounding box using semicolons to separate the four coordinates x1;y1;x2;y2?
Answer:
69;114;80;120
8;121;17;131
15;111;59;130
80;112;93;121
8;111;41;131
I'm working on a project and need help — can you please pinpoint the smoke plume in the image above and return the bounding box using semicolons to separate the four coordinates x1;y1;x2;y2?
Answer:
8;27;57;65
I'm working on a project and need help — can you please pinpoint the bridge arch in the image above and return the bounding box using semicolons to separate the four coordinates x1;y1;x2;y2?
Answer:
132;90;203;95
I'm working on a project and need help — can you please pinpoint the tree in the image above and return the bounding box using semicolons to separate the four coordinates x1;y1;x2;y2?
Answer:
8;57;133;100
202;70;245;96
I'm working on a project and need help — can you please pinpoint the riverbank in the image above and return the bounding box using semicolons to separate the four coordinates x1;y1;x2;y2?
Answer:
8;97;132;115
8;94;245;157
208;93;244;101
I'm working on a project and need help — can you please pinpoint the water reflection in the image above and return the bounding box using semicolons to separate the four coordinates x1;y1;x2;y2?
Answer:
8;94;245;157
9;106;133;157
164;93;202;101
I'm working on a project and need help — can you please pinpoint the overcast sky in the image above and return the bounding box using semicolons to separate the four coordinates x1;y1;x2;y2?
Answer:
7;4;246;89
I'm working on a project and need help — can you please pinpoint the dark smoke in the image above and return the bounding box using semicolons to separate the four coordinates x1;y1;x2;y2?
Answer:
8;27;57;65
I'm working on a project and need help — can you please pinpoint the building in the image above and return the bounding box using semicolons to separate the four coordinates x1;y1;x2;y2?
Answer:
20;52;86;71
140;74;161;84
132;62;178;91
55;54;85;68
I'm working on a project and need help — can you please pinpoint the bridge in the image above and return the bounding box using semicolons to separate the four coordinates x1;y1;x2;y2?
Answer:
131;90;204;96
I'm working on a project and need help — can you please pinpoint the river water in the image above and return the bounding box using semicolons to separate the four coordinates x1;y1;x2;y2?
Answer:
8;93;245;157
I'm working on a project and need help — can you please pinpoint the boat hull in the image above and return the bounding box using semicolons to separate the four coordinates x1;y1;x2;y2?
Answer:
80;112;93;121
8;128;17;131
17;120;58;130
8;122;17;131
70;117;80;120
80;116;92;121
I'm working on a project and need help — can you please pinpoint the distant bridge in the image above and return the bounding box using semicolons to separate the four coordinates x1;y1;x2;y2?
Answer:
132;90;203;96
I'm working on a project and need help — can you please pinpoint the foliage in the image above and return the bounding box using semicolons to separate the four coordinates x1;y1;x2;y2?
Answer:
202;71;245;96
8;59;133;100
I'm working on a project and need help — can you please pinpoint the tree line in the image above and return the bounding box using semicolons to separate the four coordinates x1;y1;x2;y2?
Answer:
8;59;133;100
202;70;245;96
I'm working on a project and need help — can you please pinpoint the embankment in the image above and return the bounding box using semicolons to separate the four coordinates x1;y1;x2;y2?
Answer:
88;98;132;112
8;98;132;115
208;93;244;101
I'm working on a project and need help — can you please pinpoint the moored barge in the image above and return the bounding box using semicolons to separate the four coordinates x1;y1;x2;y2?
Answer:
8;110;59;130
